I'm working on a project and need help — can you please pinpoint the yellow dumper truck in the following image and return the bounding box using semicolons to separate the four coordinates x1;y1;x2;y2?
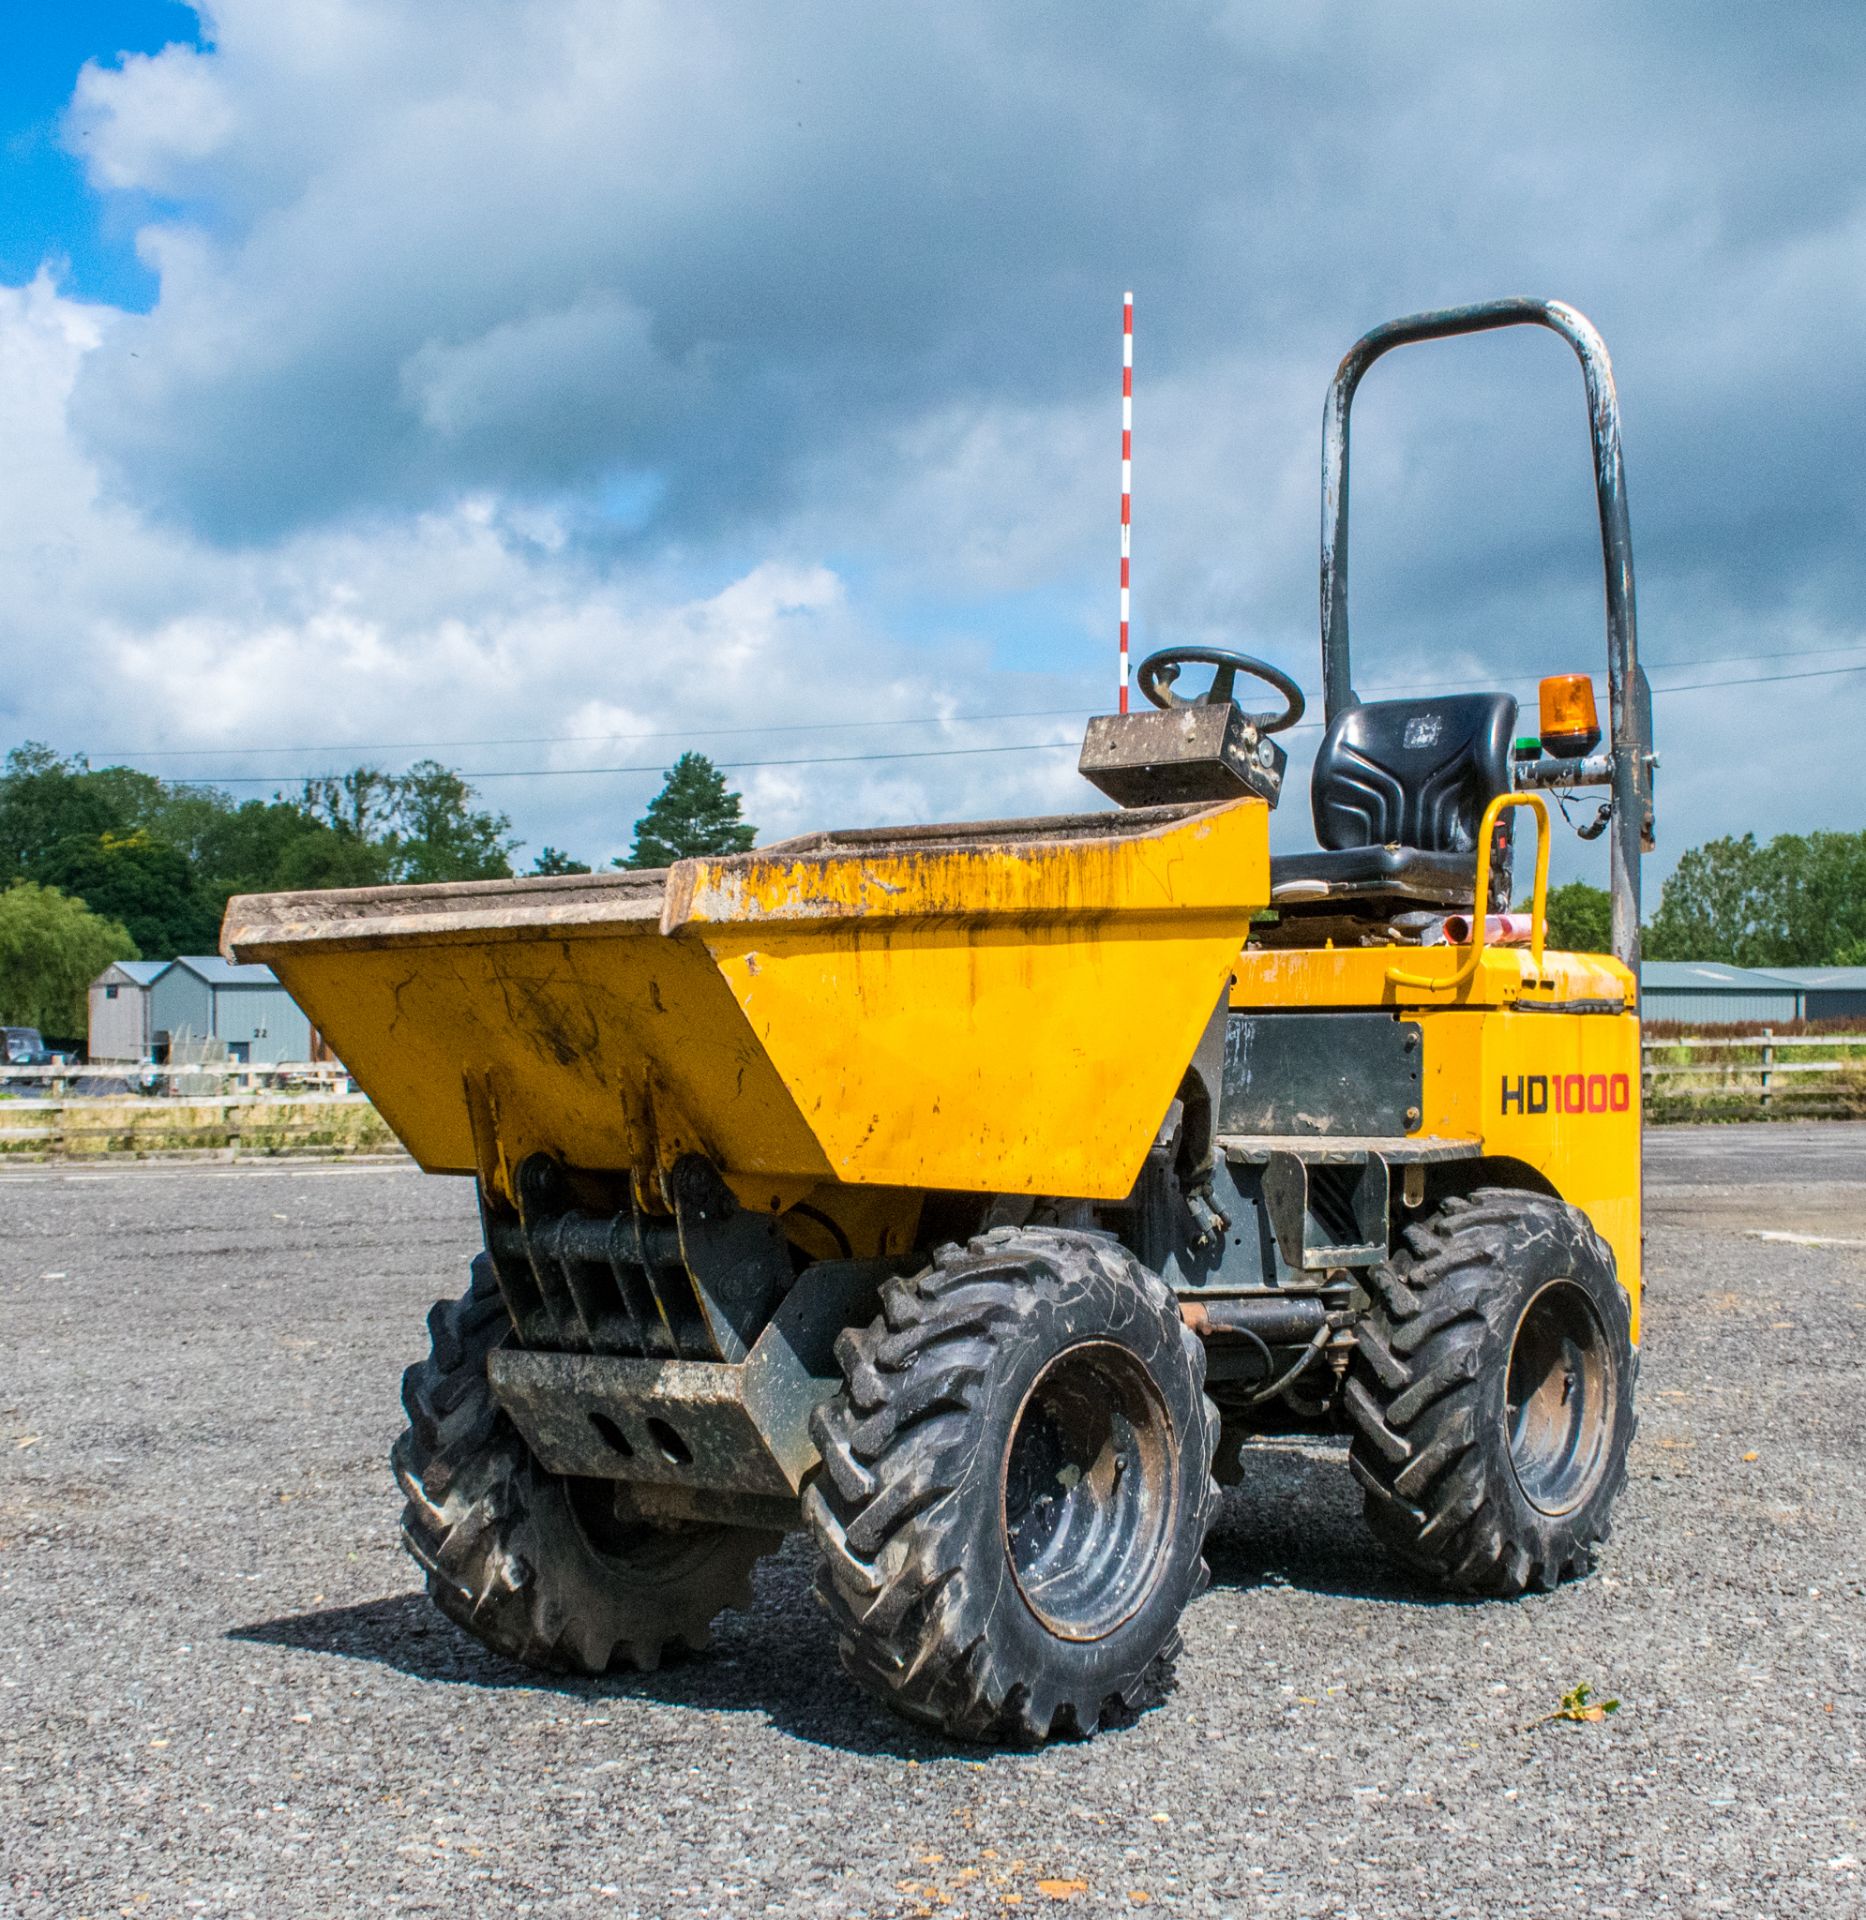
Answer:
226;297;1656;1743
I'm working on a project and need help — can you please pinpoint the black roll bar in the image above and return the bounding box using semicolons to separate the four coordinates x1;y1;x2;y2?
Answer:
1318;297;1655;976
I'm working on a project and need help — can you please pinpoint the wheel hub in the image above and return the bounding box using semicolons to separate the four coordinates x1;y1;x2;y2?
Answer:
1001;1341;1176;1642
1506;1279;1612;1516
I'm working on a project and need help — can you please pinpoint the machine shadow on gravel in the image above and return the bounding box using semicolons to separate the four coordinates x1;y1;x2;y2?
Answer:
1203;1443;1492;1606
230;1448;1469;1759
228;1548;1023;1761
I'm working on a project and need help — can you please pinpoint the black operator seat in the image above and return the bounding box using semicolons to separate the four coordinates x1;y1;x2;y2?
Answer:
1268;692;1518;908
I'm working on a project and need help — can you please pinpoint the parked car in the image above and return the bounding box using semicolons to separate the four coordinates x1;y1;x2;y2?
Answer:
2;1027;64;1066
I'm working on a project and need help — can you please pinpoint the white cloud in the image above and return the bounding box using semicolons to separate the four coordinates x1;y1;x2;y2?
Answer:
0;272;1095;866
4;2;1866;890
67;42;236;196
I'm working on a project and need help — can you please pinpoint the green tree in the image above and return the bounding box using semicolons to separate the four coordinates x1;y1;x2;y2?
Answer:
301;767;401;842
1643;835;1769;964
0;743;167;880
1761;830;1866;965
301;762;514;884
3;740;516;931
269;823;392;891
532;847;591;875
181;796;380;897
385;761;516;883
3;747;249;952
620;753;757;869
35;829;223;957
0;881;137;1040
1644;830;1866;966
1533;880;1612;953
146;785;275;885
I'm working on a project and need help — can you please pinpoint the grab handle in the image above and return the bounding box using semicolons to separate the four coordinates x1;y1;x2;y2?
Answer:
1387;792;1549;991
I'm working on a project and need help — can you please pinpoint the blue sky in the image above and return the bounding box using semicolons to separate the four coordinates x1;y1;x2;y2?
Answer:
1;3;1863;880
0;2;202;307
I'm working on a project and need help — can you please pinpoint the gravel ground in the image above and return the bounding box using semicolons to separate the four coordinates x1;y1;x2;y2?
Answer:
2;1128;1863;1918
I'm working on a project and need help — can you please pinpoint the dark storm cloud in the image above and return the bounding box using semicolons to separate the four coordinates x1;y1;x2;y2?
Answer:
29;0;1866;870
65;5;1866;616
64;2;1265;535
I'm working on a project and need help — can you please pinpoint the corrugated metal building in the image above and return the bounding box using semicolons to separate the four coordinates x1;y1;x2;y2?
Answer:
89;957;317;1065
1764;965;1866;1022
1639;961;1803;1026
87;959;172;1061
150;957;316;1066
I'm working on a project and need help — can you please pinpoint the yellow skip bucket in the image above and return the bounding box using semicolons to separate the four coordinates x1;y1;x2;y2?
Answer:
223;798;1268;1205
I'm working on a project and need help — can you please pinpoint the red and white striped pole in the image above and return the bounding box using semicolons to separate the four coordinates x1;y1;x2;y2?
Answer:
1119;290;1133;713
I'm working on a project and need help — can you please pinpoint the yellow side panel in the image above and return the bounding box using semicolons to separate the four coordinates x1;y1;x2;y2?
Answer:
258;933;833;1196
238;800;1270;1205
1234;943;1642;1333
1417;1009;1643;1337
1234;943;1634;1012
679;801;1271;1199
703;925;1225;1197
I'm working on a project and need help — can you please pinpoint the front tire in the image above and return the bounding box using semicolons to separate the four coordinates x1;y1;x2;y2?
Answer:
1345;1189;1636;1595
804;1228;1219;1743
392;1255;780;1672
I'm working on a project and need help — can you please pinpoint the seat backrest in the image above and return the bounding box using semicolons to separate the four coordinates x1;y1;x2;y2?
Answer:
1311;693;1518;852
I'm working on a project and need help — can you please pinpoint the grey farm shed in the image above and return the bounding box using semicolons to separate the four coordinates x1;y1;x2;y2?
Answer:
1762;966;1866;1022
88;957;317;1066
87;960;172;1061
151;957;316;1066
1638;961;1804;1027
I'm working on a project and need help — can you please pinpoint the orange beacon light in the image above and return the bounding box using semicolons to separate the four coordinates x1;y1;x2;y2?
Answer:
1538;673;1601;759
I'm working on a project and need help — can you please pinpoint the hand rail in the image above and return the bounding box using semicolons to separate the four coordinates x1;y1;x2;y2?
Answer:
1387;792;1550;990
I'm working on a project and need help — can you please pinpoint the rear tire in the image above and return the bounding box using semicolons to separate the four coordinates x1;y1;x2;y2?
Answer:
804;1228;1218;1743
1345;1189;1636;1595
392;1255;779;1672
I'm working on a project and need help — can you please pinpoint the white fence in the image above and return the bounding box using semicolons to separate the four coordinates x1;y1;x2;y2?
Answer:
0;1061;354;1097
4;1036;1859;1158
0;1062;388;1158
1642;1031;1866;1114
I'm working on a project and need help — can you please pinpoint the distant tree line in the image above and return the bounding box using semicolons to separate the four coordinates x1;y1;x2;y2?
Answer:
1530;828;1866;965
0;742;757;1042
4;728;1857;1029
1643;830;1866;966
0;744;517;960
6;726;1860;1035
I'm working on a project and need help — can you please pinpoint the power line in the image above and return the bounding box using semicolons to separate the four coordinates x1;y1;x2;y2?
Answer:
78;637;1866;766
1341;645;1866;706
1276;658;1866;733
148;656;1866;786
86;705;1095;761
191;739;1090;785
1645;662;1866;696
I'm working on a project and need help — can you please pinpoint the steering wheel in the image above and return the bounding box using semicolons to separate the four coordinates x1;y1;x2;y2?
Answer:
1135;647;1306;734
